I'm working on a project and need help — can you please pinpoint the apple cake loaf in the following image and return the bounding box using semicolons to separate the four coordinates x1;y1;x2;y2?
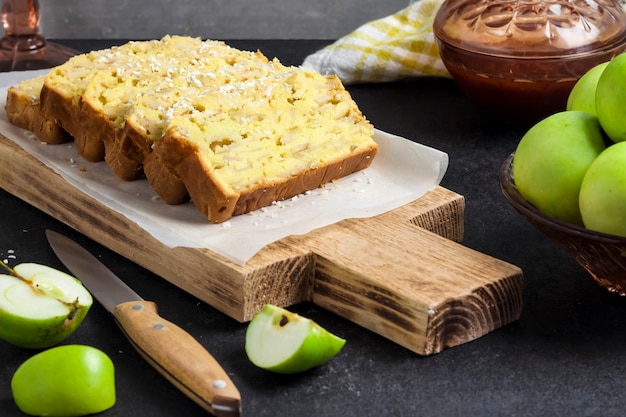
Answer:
5;76;70;145
5;37;379;223
150;67;378;223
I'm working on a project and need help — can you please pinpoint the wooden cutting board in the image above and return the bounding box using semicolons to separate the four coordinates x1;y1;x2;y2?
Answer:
0;134;523;355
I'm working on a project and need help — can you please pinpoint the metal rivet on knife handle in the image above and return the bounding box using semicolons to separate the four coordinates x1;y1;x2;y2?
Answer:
213;380;227;389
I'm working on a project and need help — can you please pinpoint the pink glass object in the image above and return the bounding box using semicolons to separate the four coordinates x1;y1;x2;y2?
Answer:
0;0;78;71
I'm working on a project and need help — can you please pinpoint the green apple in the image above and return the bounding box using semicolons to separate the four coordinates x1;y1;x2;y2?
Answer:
512;110;606;226
566;61;609;116
596;52;626;142
11;344;116;417
0;262;93;349
579;141;626;236
245;304;346;374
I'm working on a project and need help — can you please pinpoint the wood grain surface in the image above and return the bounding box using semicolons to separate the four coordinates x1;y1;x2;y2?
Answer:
0;134;523;355
113;300;241;415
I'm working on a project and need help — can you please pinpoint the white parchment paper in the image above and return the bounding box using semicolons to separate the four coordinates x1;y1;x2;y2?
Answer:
0;70;449;265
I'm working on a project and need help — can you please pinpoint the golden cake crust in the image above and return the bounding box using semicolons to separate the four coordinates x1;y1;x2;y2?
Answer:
5;76;71;145
142;151;189;205
168;139;379;223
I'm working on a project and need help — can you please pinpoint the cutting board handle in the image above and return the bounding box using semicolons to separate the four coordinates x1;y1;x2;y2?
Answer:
307;214;523;356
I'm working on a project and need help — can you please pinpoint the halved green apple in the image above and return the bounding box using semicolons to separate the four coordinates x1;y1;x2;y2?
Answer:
245;304;346;374
0;262;93;349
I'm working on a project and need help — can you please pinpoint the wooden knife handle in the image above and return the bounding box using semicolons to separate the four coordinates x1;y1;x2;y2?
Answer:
113;301;241;417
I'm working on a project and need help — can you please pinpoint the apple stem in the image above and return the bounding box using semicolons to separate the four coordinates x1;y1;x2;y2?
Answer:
0;259;17;276
279;315;289;327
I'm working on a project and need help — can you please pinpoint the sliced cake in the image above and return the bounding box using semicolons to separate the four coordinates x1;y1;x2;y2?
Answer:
5;37;379;224
39;38;162;161
124;57;290;201
104;41;275;181
151;67;378;223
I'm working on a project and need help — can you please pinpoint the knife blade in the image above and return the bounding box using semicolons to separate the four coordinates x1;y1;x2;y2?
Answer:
45;230;242;417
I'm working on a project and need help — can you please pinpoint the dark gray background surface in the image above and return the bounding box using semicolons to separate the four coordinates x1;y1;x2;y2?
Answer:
8;1;412;40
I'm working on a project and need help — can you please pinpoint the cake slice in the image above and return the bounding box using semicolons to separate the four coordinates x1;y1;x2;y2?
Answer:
103;40;274;181
124;56;290;202
39;38;163;161
5;75;71;145
151;67;378;223
81;37;242;179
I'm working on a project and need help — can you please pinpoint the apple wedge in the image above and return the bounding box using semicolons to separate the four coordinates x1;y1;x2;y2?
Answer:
0;262;93;349
245;304;346;374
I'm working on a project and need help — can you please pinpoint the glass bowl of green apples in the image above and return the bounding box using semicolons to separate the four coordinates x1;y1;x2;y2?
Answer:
500;151;626;295
498;49;626;295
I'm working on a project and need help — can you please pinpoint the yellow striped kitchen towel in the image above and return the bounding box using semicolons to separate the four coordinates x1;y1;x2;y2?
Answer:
302;0;449;84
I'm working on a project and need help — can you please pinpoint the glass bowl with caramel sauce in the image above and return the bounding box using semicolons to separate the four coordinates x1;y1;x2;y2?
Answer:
433;0;626;122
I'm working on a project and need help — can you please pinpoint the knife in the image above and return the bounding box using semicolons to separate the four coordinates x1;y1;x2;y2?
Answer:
45;230;242;417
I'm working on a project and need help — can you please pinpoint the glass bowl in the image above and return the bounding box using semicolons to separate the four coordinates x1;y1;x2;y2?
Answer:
433;0;626;121
499;153;626;295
